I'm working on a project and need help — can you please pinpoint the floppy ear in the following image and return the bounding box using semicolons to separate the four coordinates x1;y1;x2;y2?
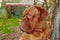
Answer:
35;6;48;20
40;7;48;20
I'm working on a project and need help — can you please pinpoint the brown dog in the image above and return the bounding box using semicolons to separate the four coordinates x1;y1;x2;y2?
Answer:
19;5;51;40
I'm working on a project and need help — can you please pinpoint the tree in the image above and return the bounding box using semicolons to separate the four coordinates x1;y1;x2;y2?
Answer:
1;0;6;8
0;0;8;19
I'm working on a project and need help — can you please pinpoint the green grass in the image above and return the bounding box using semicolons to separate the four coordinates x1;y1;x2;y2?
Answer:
0;19;19;34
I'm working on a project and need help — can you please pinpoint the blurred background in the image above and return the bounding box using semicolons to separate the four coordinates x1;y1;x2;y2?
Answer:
0;0;60;40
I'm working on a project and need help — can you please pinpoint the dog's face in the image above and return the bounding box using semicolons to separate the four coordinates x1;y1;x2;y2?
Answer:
20;6;48;33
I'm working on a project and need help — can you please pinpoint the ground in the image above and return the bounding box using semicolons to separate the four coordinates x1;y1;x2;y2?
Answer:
0;19;22;40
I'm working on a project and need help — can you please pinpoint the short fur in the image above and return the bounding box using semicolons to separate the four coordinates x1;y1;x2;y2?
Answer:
19;5;51;40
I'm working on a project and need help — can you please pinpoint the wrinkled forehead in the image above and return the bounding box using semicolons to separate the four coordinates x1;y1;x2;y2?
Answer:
24;6;40;16
23;6;48;18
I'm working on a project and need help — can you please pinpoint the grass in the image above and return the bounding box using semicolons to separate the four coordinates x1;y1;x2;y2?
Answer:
0;19;19;34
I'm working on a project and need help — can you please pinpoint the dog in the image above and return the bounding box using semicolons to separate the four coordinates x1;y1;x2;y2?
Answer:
19;5;51;40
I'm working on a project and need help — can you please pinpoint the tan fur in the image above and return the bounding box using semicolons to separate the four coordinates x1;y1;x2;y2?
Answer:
19;21;51;40
19;5;51;40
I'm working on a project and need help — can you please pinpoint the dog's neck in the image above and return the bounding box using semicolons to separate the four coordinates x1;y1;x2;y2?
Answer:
32;20;46;37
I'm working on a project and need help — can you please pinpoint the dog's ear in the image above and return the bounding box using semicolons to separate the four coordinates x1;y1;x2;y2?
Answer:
35;6;48;21
40;8;48;20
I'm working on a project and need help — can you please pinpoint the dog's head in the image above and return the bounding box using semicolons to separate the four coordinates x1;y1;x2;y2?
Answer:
20;6;48;33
